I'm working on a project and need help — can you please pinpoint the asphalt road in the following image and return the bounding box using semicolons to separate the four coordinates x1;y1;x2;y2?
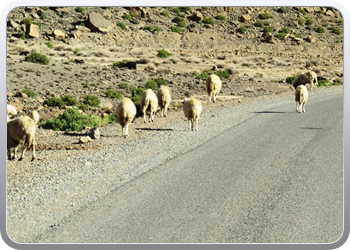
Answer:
37;88;343;244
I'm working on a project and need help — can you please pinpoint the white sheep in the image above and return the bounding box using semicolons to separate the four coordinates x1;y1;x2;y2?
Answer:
295;85;308;113
293;71;318;90
116;98;137;138
140;88;158;123
206;74;222;103
7;104;17;117
7;116;36;161
28;110;40;124
156;85;171;117
183;97;202;131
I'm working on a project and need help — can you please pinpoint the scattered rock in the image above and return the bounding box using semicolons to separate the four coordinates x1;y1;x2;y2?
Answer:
240;15;251;23
86;128;100;140
26;23;40;38
86;12;114;33
79;136;92;144
53;30;66;40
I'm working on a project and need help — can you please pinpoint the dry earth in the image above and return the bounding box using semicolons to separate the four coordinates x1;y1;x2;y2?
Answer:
6;7;343;154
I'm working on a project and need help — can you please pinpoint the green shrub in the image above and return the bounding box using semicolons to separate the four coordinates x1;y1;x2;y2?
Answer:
21;18;32;25
172;16;184;23
45;41;54;49
105;89;123;99
145;80;158;90
254;20;264;27
84;95;101;107
160;10;169;17
75;7;86;13
263;27;273;33
22;89;36;97
157;49;171;58
118;83;129;89
25;52;49;65
154;77;167;87
216;70;230;78
73;49;80;55
277;7;291;13
315;26;326;33
43;97;65;107
202;17;216;25
40;108;100;131
117;22;126;30
177;20;186;27
113;60;129;68
258;12;272;20
101;113;118;125
331;26;342;35
306;18;314;25
83;83;89;88
122;13;131;19
237;26;248;34
286;74;299;84
179;7;192;13
171;26;184;33
61;95;78;106
141;26;162;33
199;69;213;79
318;79;330;86
215;15;226;21
297;17;306;26
130;18;140;25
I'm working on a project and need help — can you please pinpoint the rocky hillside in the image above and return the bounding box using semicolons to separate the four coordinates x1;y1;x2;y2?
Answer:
6;6;343;123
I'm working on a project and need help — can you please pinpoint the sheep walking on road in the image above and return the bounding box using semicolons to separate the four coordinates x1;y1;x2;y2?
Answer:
293;71;318;90
183;97;202;131
140;89;158;123
156;85;171;117
206;74;222;103
116;98;137;138
295;85;308;113
7;116;36;161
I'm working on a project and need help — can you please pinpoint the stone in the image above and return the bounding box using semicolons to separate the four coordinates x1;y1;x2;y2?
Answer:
79;136;92;144
86;12;113;33
240;15;251;23
26;23;40;38
53;30;66;40
86;127;100;140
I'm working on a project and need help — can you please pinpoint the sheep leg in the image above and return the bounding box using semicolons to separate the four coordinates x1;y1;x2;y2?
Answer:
125;125;128;137
194;119;198;132
188;119;192;130
31;142;35;161
302;103;306;113
208;94;212;103
164;104;168;117
213;94;217;103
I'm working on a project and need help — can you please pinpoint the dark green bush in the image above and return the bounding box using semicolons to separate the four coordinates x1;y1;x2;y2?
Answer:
286;74;299;84
216;70;230;78
215;15;226;21
117;22;126;30
84;95;101;107
258;12;272;20
122;13;131;19
61;95;78;106
105;89;123;99
75;7;86;13
45;41;54;49
171;26;184;33
40;108;100;131
22;89;36;97
145;80;158;90
25;52;49;65
118;83;129;89
315;26;326;33
202;17;216;25
237;26;248;34
179;7;192;12
157;49;171;58
43;97;65;107
331;26;342;35
263;27;273;33
297;17;306;26
113;60;129;68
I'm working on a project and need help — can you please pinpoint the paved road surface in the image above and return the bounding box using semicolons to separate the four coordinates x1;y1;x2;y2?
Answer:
36;88;343;243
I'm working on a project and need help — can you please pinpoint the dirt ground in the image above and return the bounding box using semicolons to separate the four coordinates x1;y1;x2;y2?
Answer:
6;6;344;156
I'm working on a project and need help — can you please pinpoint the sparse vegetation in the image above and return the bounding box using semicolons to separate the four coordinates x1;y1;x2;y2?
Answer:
237;26;248;34
117;22;126;30
24;52;49;65
22;89;36;97
45;41;54;49
84;95;101;107
171;26;184;33
202;17;216;25
215;15;226;21
75;7;86;13
41;108;101;131
105;89;123;99
157;49;171;58
259;12;272;20
286;74;299;84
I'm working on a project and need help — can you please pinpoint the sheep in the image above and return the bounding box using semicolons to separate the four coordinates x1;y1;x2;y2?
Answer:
116;98;137;138
295;85;308;113
28;110;40;124
140;89;158;123
206;74;222;103
7;104;17;118
156;85;171;117
7;116;36;161
293;71;318;90
183;97;202;131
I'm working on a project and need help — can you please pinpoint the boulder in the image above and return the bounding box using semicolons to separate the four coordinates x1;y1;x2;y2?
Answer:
86;12;113;33
26;23;40;38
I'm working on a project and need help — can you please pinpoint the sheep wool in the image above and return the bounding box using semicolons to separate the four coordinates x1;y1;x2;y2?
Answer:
116;98;137;138
183;97;202;131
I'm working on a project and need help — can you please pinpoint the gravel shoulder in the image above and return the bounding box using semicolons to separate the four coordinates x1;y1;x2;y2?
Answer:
6;85;343;243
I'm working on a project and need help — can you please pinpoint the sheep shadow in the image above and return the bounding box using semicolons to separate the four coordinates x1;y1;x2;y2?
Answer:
299;127;323;130
254;111;287;114
135;128;174;132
